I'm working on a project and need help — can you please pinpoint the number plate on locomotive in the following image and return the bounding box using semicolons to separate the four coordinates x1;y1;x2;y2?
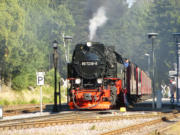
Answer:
81;62;98;66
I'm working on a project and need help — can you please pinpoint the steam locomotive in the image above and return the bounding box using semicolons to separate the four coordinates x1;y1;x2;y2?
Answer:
67;42;152;109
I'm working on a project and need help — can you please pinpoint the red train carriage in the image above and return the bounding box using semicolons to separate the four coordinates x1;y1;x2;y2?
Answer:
126;63;152;104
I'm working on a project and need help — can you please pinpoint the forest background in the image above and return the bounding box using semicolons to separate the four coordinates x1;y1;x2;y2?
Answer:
0;0;180;105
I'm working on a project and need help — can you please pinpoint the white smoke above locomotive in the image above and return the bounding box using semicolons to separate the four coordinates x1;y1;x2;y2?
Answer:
89;7;108;41
88;0;136;41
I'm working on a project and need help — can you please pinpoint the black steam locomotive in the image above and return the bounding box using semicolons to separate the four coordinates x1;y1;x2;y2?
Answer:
67;42;152;109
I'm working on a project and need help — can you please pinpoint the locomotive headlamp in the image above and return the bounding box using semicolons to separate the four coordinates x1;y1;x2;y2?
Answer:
87;42;92;47
97;78;103;84
75;78;81;84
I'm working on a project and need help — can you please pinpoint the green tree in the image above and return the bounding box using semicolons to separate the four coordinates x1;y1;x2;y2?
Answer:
146;0;180;87
0;0;25;85
1;0;75;89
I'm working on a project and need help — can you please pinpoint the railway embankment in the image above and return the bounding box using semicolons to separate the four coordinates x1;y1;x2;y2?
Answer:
0;85;66;106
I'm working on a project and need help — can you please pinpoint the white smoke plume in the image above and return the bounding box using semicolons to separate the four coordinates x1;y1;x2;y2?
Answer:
89;7;108;41
126;0;136;8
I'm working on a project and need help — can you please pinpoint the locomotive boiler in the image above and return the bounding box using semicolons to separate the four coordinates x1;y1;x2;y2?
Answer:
67;42;152;109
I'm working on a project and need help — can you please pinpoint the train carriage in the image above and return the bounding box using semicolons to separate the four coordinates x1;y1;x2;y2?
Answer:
126;63;152;103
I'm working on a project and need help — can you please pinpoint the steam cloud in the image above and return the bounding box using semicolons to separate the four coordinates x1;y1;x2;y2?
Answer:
89;7;108;41
126;0;136;8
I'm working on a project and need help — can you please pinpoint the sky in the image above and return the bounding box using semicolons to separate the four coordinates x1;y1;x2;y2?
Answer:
126;0;136;8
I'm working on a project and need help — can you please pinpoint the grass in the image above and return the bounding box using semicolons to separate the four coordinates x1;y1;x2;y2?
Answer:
0;85;67;106
0;100;11;106
90;125;96;130
30;99;39;104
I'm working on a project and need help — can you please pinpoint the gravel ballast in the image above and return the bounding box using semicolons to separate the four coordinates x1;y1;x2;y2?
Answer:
1;118;156;135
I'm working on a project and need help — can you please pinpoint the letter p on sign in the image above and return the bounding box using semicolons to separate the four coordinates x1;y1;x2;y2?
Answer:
36;72;45;86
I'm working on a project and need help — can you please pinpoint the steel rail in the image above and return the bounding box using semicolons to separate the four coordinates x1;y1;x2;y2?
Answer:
154;120;180;134
1;112;162;124
0;111;95;125
100;113;180;135
0;112;170;131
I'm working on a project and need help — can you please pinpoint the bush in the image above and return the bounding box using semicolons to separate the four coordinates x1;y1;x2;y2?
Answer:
12;74;28;90
0;99;10;106
12;70;36;90
11;69;60;90
30;99;38;104
27;73;36;87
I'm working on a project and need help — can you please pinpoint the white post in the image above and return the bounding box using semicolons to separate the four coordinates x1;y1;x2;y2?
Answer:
0;106;2;118
40;86;42;114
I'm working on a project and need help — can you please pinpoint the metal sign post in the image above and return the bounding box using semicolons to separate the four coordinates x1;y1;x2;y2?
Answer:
39;85;42;113
36;72;45;114
147;33;158;109
62;35;72;105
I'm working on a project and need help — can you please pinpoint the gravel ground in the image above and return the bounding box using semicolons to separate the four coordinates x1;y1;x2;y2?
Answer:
1;112;51;121
1;110;156;121
121;117;180;135
0;118;156;135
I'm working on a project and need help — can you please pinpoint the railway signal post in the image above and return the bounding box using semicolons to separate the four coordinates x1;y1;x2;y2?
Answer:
52;40;61;112
63;34;72;63
147;33;158;109
172;33;180;106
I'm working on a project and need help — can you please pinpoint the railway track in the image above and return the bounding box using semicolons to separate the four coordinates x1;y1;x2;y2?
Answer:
3;104;47;116
100;112;180;135
151;119;180;135
0;111;175;131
